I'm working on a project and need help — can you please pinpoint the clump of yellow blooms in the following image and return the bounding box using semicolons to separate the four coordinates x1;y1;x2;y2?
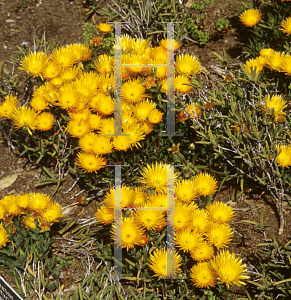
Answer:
0;192;64;248
94;164;249;288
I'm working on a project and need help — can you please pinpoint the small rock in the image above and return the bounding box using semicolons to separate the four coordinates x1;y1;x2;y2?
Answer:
5;19;16;23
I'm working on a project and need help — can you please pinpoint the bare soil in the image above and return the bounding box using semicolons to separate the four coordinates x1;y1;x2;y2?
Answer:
0;0;291;299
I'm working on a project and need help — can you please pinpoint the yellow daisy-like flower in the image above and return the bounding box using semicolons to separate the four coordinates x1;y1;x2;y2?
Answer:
60;65;80;83
98;117;115;136
176;54;203;76
89;113;103;130
190;262;217;289
30;94;48;112
0;94;18;119
69;108;91;122
70;43;92;62
67;119;91;138
175;179;198;203
259;48;274;58
160;39;181;51
259;94;287;122
122;79;147;104
141;120;154;134
0;203;6;219
266;51;285;72
148;192;172;210
133;187;146;207
74;71;99;98
148;248;182;278
76;152;105;173
280;17;291;36
23;215;37;230
112;135;131;151
279;54;291;76
148;109;163;124
190;241;215;262
133;203;166;231
206;223;233;249
193;173;218;197
95;206;115;225
244;57;264;75
174;76;193;94
122;53;150;76
11;106;38;135
134;99;157;122
0;225;10;249
50;77;64;88
175;228;203;252
42;62;62;79
151;46;168;61
122;123;146;149
169;203;192;231
97;23;112;34
57;84;80;111
1;195;22;217
35;112;54;131
104;186;135;209
211;250;249;288
206;202;235;224
111;217;145;250
19;51;49;78
114;34;134;53
78;132;98;153
16;194;30;210
132;38;151;53
92;136;113;155
185;103;202;120
276;144;291;168
41;202;64;223
95;95;115;116
239;9;262;27
94;54;114;74
191;209;209;232
28;193;51;213
140;162;176;193
50;46;78;68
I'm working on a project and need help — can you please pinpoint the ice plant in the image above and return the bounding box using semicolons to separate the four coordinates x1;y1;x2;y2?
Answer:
175;228;203;252
11;106;38;135
206;202;235;224
35;112;54;131
175;53;203;76
193;173;218;197
0;225;10;249
76;152;106;173
175;179;198;203
190;262;217;289
148;248;182;278
244;57;264;75
276;145;291;168
159;38;181;51
206;223;233;249
97;23;112;34
280;17;291;36
0;95;18;118
41;202;64;223
259;94;287;122
19;51;49;78
239;9;262;27
95;206;115;225
190;241;215;262
211;250;249;288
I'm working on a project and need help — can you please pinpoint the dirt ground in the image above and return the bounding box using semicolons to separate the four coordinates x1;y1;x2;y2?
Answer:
0;0;291;299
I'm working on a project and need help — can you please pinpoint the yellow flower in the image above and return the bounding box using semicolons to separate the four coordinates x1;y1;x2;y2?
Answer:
112;135;131;151
169;203;192;231
175;76;193;94
111;217;145;250
35;112;54;131
134;99;157;122
175;179;198;203
140;162;176;193
280;17;291;36
148;248;182;278
191;209;209;232
74;71;99;98
206;202;235;224
67;119;91;138
97;23;112;34
16;194;30;210
190;241;215;262
141;120;154;134
148;109;163;124
211;250;249;288
133;203;166;231
0;225;10;249
122;79;147;104
266;51;285;71
160;39;181;51
0;204;6;219
89;113;103;130
259;48;274;58
23;215;37;230
185;103;202;120
93;95;115;116
28;193;51;213
50;77;64;88
133;187;146;207
206;223;233;249
50;46;78;68
0;95;18;119
69;108;91;122
279;54;291;76
60;65;80;83
244;57;264;75
151;46;168;61
176;54;203;76
190;262;217;289
175;228;203;252
239;9;262;27
193;173;218;197
1;195;22;217
123;123;146;149
11;106;38;135
122;53;150;76
70;43;92;62
95;206;115;225
19;51;49;78
94;54;114;74
114;34;134;53
92;136;113;155
78;132;98;153
30;94;48;112
57;84;80;111
148;192;171;209
76;152;106;173
104;186;135;208
42;62;62;79
276;145;291;168
41;202;64;223
98;117;115;136
131;38;151;53
259;94;287;122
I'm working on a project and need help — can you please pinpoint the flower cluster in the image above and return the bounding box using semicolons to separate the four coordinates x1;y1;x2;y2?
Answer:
239;9;262;27
0;192;63;248
94;163;248;288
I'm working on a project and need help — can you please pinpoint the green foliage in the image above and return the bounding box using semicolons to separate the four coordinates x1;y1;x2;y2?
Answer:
55;255;75;270
185;17;210;45
190;0;214;12
16;0;38;9
215;18;230;32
